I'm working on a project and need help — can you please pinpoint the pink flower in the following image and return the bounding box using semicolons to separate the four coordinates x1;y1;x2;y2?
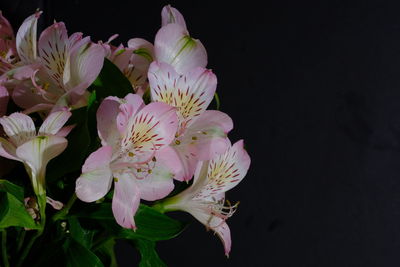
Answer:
8;12;105;113
0;11;18;74
76;94;180;229
0;110;71;196
148;61;233;181
160;140;251;256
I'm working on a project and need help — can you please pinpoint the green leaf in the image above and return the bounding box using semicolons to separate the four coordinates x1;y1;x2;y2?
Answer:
68;217;95;249
0;180;39;229
90;58;133;99
133;239;167;267
94;238;118;267
75;203;186;241
64;238;104;267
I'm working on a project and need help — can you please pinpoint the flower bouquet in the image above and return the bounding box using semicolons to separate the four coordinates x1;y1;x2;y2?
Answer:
0;5;251;266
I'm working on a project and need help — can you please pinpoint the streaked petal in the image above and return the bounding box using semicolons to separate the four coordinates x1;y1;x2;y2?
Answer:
116;94;145;134
75;146;113;202
112;172;140;229
194;140;251;199
0;112;36;146
121;101;178;155
38;22;69;88
16;11;41;63
149;62;217;131
38;110;72;135
161;5;187;29
0;85;9;116
154;23;207;74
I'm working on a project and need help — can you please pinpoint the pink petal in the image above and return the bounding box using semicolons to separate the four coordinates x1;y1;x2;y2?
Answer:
0;11;14;38
121;101;178;155
12;83;52;110
66;42;105;90
136;146;178;201
0;85;9;116
183;110;233;160
0;137;19;161
16;11;41;63
75;146;113;202
149;62;217;131
38;110;72;135
96;96;121;147
0;112;36;146
214;220;232;257
116;94;145;134
172;144;199;182
38;22;69;88
112;172;140;229
154;23;207;74
161;5;187;30
195;140;251;199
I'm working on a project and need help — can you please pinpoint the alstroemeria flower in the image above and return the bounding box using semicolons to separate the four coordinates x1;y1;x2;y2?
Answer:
160;140;251;256
0;11;17;75
108;38;154;95
76;93;180;229
154;6;207;74
0;110;71;197
149;61;233;181
8;12;105;113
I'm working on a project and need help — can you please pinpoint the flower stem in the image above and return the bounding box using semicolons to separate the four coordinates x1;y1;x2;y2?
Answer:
1;230;10;267
52;193;77;222
16;230;26;253
16;229;43;267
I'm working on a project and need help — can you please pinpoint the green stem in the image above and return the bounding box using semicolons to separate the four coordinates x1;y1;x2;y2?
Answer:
16;229;43;267
52;193;77;222
1;230;10;267
16;230;26;253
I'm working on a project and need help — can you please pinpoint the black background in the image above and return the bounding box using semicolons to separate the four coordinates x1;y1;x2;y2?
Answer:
2;0;400;266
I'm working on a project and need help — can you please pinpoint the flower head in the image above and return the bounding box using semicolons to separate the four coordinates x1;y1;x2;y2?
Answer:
0;110;71;195
161;140;251;256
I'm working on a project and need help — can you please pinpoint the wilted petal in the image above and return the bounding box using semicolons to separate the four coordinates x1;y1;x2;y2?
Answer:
194;140;251;199
154;23;207;74
149;62;217;131
76;146;113;202
0;112;36;146
161;5;187;29
16;11;41;63
38;110;72;135
0;85;8;116
112;172;140;229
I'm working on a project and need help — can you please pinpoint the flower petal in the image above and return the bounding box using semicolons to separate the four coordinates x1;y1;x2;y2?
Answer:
0;85;9;116
112;172;140;229
16;11;41;63
0;112;36;146
154;23;207;74
16;135;68;181
0;11;14;39
161;5;187;30
121;101;178;155
172;144;198;181
38;22;69;88
96;96;121;146
194;140;251;199
149;62;217;131
183;110;233;160
38;110;72;135
116;94;145;134
75;146;113;202
0;137;19;161
136;146;178;201
12;83;52;110
66;41;105;91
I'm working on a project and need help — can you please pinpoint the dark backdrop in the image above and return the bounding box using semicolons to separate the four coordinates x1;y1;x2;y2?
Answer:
2;0;400;266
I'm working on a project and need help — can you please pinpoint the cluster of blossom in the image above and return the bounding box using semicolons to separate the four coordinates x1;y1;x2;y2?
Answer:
0;5;250;256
